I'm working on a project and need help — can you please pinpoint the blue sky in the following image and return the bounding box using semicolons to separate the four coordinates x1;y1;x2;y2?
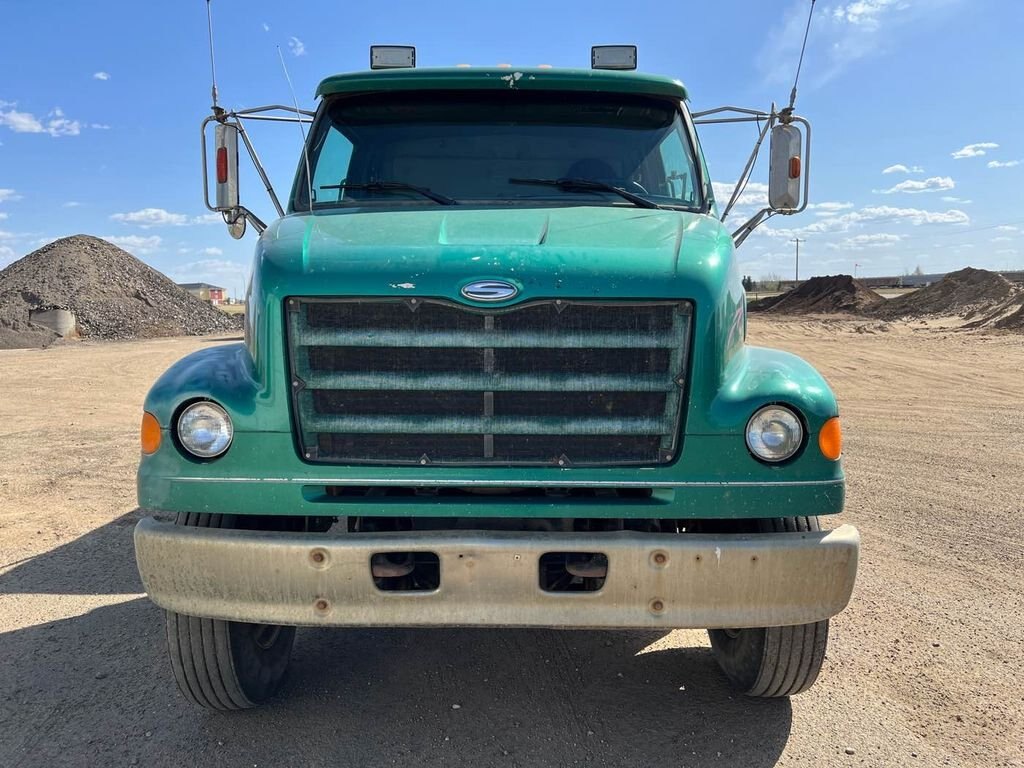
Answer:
1;0;1021;295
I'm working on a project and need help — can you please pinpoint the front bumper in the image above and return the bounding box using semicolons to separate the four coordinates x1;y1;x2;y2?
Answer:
134;517;859;629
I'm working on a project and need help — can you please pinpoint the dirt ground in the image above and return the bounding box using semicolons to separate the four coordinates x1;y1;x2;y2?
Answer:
1;319;1021;767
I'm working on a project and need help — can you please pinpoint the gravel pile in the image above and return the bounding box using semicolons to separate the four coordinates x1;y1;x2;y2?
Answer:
0;235;238;349
748;275;886;315
874;267;1019;321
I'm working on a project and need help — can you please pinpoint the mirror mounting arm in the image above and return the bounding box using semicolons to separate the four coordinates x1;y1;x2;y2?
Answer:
200;104;315;236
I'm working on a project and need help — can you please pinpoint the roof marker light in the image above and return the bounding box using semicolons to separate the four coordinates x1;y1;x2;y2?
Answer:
370;46;416;70
591;45;637;70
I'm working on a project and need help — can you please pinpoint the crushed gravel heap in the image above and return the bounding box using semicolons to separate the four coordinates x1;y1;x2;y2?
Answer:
748;274;886;315
875;267;1020;321
0;235;237;349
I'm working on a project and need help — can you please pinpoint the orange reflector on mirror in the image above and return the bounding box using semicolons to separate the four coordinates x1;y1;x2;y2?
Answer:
789;156;801;179
141;411;162;455
819;417;842;461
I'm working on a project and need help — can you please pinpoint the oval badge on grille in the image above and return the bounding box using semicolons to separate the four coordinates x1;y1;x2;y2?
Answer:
461;280;519;302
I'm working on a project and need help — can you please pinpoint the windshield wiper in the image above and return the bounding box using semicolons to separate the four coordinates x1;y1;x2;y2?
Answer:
509;177;661;210
320;181;458;206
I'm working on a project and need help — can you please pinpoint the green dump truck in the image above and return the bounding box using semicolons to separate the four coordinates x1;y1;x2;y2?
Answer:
133;45;858;710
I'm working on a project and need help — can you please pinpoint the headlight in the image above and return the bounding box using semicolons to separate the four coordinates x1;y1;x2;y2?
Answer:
746;405;803;463
177;401;233;458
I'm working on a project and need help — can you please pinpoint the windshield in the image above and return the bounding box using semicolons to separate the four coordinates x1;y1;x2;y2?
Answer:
292;91;704;212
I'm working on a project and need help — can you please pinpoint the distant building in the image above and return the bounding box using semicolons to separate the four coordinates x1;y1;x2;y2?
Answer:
178;282;226;305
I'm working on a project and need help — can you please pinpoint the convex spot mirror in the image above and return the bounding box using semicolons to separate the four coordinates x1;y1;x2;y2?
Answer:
768;123;803;211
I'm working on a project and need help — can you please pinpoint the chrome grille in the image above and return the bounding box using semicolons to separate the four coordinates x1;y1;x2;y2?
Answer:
286;298;691;466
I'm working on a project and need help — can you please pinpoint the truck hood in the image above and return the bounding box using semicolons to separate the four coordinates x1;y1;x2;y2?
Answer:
258;206;735;302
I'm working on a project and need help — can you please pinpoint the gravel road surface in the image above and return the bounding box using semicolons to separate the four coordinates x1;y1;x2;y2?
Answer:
1;320;1021;767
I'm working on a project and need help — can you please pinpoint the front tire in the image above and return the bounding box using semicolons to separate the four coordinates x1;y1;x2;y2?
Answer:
164;513;295;710
707;516;829;697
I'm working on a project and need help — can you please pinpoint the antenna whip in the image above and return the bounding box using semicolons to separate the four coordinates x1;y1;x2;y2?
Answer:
787;0;816;111
277;46;314;213
206;0;220;111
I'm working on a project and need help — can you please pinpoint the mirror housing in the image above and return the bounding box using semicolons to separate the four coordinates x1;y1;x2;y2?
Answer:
768;123;803;210
214;122;240;212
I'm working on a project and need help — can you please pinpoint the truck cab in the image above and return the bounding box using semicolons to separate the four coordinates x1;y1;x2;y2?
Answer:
134;53;858;710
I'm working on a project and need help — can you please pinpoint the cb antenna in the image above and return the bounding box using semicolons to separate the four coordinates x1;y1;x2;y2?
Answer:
277;46;314;213
205;0;223;115
785;0;817;114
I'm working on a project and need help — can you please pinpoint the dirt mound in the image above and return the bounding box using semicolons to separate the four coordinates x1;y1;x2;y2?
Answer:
0;235;237;349
962;291;1024;332
748;275;885;315
875;267;1019;321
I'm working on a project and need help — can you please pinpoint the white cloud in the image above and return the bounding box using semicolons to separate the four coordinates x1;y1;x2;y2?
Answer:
109;208;223;228
201;246;223;256
839;233;903;249
0;244;15;267
808;201;855;217
0;103;81;137
0;212;7;220
875;176;955;195
0;107;43;133
288;36;306;56
102;234;162;254
90;123;111;130
93;71;110;81
0;188;19;203
756;0;956;87
996;225;1019;232
882;164;924;175
713;181;769;208
761;205;970;239
111;208;189;227
987;159;1020;169
990;236;1012;243
941;196;972;204
43;108;80;137
262;22;270;32
62;201;81;208
951;142;998;159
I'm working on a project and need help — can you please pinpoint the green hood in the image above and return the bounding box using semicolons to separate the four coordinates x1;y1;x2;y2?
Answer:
257;206;735;303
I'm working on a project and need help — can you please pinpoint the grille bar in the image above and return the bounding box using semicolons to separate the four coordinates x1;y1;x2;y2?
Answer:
294;321;680;349
302;414;674;436
286;298;692;466
302;372;676;392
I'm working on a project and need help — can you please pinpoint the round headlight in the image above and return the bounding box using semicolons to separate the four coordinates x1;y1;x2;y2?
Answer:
746;405;803;463
177;401;233;458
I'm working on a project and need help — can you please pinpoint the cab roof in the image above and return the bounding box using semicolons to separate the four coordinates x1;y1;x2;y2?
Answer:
315;67;688;102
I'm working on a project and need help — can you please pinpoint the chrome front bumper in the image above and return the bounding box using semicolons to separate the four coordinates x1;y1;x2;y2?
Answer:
134;518;859;629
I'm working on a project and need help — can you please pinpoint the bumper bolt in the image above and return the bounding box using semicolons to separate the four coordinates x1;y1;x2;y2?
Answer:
651;551;668;567
314;598;330;613
649;598;665;614
309;548;329;568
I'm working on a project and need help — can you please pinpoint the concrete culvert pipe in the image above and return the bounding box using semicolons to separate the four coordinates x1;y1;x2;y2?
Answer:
29;308;78;337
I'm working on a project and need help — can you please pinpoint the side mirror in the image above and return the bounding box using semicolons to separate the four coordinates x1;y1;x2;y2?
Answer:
214;122;240;212
768;123;803;211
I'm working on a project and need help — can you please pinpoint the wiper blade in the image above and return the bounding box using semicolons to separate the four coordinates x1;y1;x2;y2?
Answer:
509;177;661;210
320;181;458;206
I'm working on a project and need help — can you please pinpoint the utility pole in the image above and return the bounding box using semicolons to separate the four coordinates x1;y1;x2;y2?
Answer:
791;238;804;283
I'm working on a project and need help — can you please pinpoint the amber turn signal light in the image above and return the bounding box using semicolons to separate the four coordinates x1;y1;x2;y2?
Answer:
141;411;162;455
789;155;801;179
819;417;842;461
